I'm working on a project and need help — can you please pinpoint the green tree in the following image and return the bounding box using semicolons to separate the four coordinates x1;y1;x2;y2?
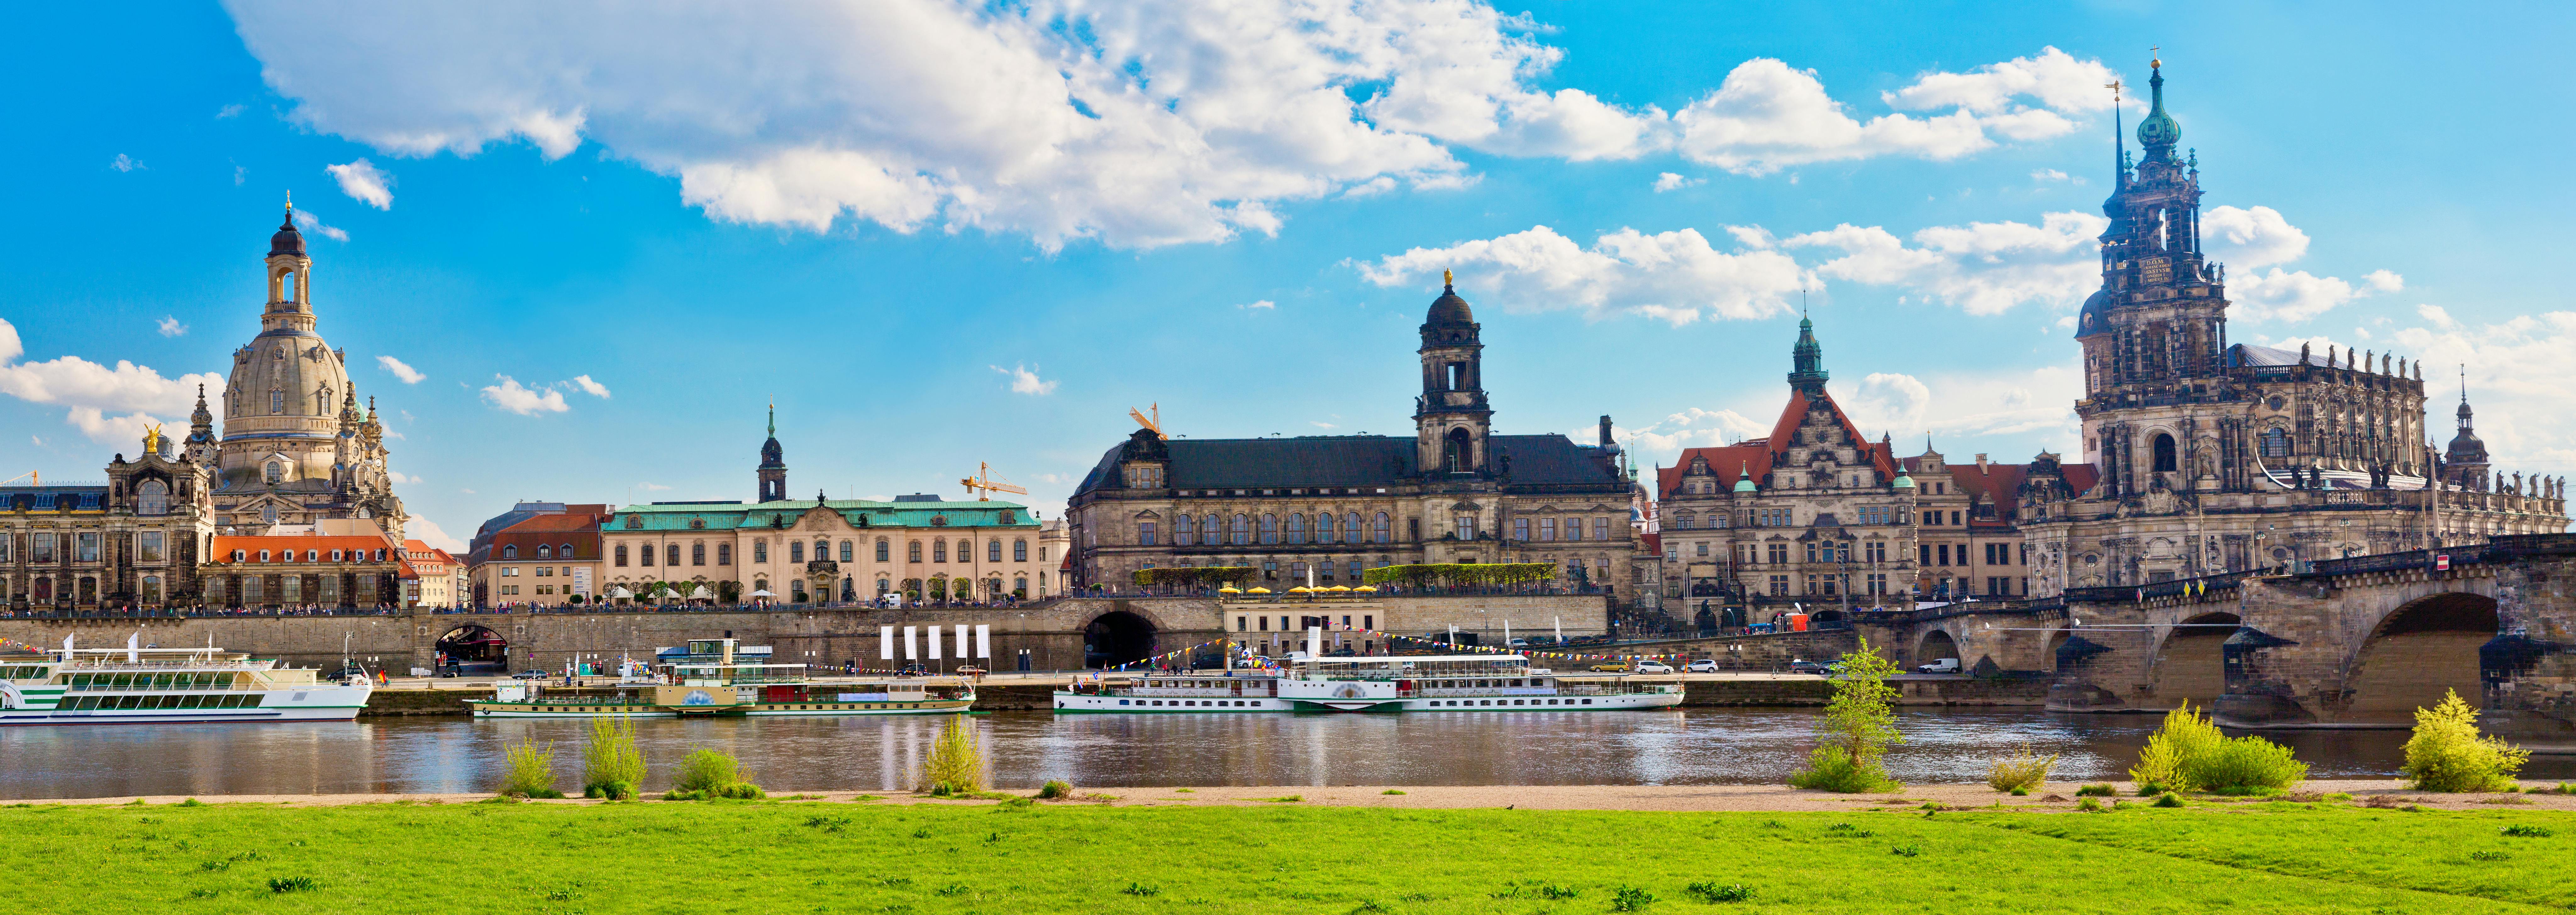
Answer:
1789;637;1903;792
2402;689;2529;792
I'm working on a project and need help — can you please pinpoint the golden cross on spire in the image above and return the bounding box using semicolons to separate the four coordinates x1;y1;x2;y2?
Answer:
2150;46;2161;68
2105;78;2124;103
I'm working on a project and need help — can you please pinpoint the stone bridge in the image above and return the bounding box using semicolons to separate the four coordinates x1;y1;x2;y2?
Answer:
1838;533;2576;746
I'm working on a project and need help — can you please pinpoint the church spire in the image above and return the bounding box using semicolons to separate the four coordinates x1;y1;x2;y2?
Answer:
1787;310;1829;395
2136;53;2181;164
757;400;787;502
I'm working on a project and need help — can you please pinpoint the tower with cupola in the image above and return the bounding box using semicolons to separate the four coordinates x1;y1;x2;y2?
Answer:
758;403;788;502
1415;271;1493;476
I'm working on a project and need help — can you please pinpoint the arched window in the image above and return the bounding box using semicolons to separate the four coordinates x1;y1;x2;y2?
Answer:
814;539;830;562
1443;427;1473;472
614;544;629;566
876;539;890;562
666;544;680;567
1013;539;1028;562
691;543;706;566
908;540;923;562
988;539;1002;562
1174;513;1196;546
790;541;805;563
1259;514;1279;545
957;540;972;563
1373;512;1391;543
2260;427;2291;459
1014;576;1027;593
1285;513;1307;544
1205;514;1222;545
1230;514;1251;545
1346;513;1363;544
717;544;731;565
1315;513;1335;544
503;545;519;560
2152;433;2179;472
536;544;552;559
270;391;285;415
933;540;947;562
840;540;853;562
136;480;168;516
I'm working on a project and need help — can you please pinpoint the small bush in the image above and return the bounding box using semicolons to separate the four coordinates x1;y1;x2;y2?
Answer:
1788;639;1904;792
2188;736;2308;793
178;798;205;807
1685;882;1754;903
2130;703;2225;790
1986;744;2057;792
671;749;737;793
495;739;557;798
2402;689;2530;792
2077;797;2105;812
2153;793;2185;808
1382;789;1407;795
1264;795;1303;803
2134;782;2170;796
918;714;985;794
2499;824;2555;838
2075;784;2117;797
1789;745;1900;793
1611;886;1657;912
1035;780;1074;800
1889;844;1923;857
804;815;852;832
1121;882;1161;897
2007;786;2028;797
2469;851;2510;862
583;715;648;799
267;876;316;894
2550;783;2576;795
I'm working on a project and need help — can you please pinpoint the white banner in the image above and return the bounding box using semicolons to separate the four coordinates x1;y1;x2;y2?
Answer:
880;625;894;660
954;625;968;659
929;626;942;660
975;624;990;659
903;626;918;661
571;568;592;596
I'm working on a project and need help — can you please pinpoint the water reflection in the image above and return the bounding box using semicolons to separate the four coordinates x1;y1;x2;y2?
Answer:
3;710;2568;799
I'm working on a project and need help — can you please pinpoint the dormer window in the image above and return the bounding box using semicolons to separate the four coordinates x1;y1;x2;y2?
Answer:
503;545;519;559
624;516;642;529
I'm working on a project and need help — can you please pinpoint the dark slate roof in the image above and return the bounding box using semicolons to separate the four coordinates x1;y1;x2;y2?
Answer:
2228;343;2329;368
1077;433;1618;495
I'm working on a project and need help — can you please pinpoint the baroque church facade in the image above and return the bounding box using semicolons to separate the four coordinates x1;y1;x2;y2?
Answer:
1067;276;1640;596
202;204;408;537
2012;61;2564;593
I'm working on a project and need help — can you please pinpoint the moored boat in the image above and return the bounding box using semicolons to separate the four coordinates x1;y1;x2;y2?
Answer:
466;639;975;718
0;636;372;725
1052;652;1681;713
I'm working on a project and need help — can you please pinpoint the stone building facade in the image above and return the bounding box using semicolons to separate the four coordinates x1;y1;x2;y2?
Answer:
1;429;215;611
206;204;407;536
201;530;410;609
2017;61;2565;593
1066;277;1639;595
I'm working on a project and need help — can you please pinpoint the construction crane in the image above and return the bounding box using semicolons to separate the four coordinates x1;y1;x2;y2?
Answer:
0;471;34;488
959;462;1027;501
1129;402;1166;440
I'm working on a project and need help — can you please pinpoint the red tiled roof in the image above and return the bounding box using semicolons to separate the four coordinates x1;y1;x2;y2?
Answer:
1657;390;1897;499
210;535;417;577
503;513;607;533
1907;459;2101;523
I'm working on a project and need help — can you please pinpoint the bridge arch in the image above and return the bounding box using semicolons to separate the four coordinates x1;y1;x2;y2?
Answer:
1083;611;1158;669
1914;628;1960;670
2343;591;2498;724
2150;611;2239;709
436;624;508;672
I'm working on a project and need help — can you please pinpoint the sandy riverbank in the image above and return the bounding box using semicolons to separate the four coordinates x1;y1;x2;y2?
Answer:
22;780;2576;811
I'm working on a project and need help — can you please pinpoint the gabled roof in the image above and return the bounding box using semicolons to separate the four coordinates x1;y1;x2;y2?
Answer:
1074;432;1621;495
1656;390;1896;498
1907;458;2101;520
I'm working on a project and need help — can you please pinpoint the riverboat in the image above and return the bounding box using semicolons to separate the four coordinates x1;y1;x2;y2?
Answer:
1051;654;1682;713
0;637;373;725
466;639;975;718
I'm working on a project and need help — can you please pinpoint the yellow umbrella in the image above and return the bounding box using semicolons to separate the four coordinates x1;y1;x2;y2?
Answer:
1247;587;1272;594
1327;585;1352;592
1219;586;1242;594
1352;586;1378;593
1289;586;1313;593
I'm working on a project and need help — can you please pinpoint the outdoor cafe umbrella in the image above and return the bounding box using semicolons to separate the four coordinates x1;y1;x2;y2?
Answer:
1219;586;1243;594
1352;585;1378;593
750;589;775;597
1247;587;1272;594
689;585;714;600
607;587;634;599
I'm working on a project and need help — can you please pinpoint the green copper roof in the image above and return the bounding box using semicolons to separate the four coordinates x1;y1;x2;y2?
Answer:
1893;472;1916;489
2136;63;2179;158
1732;463;1758;493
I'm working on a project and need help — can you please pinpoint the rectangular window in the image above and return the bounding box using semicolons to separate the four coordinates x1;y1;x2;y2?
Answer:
139;531;164;563
1454;515;1474;540
2018;544;2029;566
791;541;805;563
1766;543;1788;565
33;533;55;564
1593;518;1609;541
1565;518;1584;542
1540;519;1557;541
718;544;732;565
932;541;947;562
1937;544;1950;566
691;544;706;566
1804;542;1818;563
1919;544;1932;565
1139;522;1158;546
77;533;99;562
1767;575;1788;596
1695;542;1709;557
1514;518;1530;540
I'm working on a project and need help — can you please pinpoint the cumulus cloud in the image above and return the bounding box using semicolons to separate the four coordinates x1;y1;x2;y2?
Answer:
1652;172;1698;192
291;209;348;242
1788;210;2106;315
991;363;1058;395
1239;300;1277;310
2230;267;2402;323
110;154;144;172
571;374;610;398
376;354;425;383
1356;224;1805;324
2201;205;2308;268
480;375;569;415
384;470;421;484
1607;407;1770;459
0;316;222;444
326;159;394;209
227;4;2114;249
156;316;187;337
1842;365;2084;448
2393;310;2576;471
408;516;467;553
217;103;246;119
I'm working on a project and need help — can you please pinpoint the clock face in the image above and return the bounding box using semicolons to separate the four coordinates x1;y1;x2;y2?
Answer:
2266;396;2286;411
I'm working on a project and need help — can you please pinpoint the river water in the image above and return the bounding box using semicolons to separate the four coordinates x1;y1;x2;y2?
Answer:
6;709;2570;799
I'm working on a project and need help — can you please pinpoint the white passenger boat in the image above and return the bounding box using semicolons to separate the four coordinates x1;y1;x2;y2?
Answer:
0;637;372;725
467;639;975;718
1052;653;1682;713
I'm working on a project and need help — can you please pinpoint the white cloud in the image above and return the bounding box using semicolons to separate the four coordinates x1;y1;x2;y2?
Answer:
1609;407;1770;459
216;103;245;119
1788;210;2105;315
1310;421;1337;428
0;317;222;444
326;159;395;209
1239;300;1276;310
291;209;348;242
376;354;425;384
991;363;1058;395
638;482;673;491
155;316;187;337
408;516;467;553
479;375;569;415
229;5;2113;250
2202;205;2308;268
1652;172;1698;192
2230;267;2401;324
571;374;610;398
1356;224;1805;324
2418;304;2458;329
384;470;421;484
2029;168;2071;183
1844;365;2084;448
110;154;143;172
2393;310;2576;472
1846;372;1931;436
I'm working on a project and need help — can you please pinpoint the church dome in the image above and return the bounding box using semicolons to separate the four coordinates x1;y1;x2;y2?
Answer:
2136;107;2180;150
1427;284;1474;327
269;211;305;257
2074;288;2113;338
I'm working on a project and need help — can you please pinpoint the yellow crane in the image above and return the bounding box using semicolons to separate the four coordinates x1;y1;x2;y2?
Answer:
0;471;34;487
959;462;1027;501
1129;403;1166;439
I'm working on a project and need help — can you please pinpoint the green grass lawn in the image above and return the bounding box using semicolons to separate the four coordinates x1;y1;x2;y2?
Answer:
5;798;2570;913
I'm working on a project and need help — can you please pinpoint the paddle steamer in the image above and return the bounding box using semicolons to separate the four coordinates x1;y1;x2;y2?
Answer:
467;639;975;718
0;637;372;725
1052;652;1682;713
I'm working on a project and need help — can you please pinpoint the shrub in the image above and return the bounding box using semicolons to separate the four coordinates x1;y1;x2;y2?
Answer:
2153;793;2185;808
1788;638;1904;793
918;714;984;794
2499;824;2555;838
1382;789;1407;795
2077;797;2105;812
1610;886;1656;912
2008;786;2029;797
2130;703;2224;791
495;739;559;798
1035;780;1074;800
2401;689;2530;792
1986;745;2057;792
1789;746;1894;793
2075;784;2116;797
2187;735;2308;794
268;876;316;893
1685;882;1754;903
178;798;205;807
582;715;647;798
667;748;761;799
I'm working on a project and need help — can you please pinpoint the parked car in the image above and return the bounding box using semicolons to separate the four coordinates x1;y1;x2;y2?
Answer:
1787;660;1830;676
1916;658;1962;675
1507;638;1529;648
1685;659;1720;673
1588;661;1634;673
952;665;987;677
323;666;368;682
1633;661;1676;674
512;669;548;680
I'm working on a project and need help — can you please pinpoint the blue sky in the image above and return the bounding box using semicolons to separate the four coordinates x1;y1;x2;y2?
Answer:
5;2;2572;550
